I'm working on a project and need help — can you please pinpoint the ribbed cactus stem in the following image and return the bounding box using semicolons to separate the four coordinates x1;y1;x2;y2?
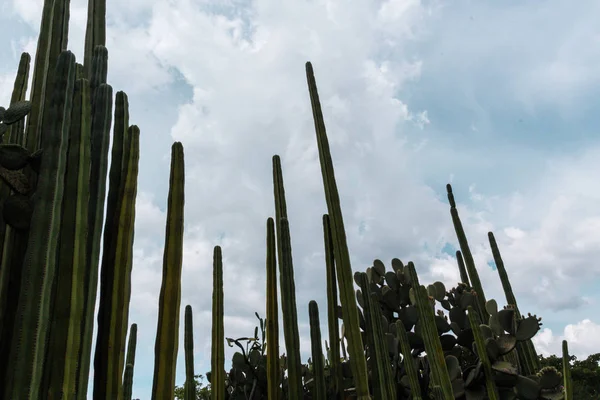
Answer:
306;61;370;400
356;272;396;399
4;50;76;400
488;231;539;374
467;306;500;400
211;246;225;400
323;214;342;399
455;250;470;286
45;77;92;399
278;218;303;400
77;82;113;400
122;324;137;400
151;142;185;400
395;321;422;400
265;218;280;400
562;340;573;400
83;0;107;80
308;301;327;400
446;184;489;321
184;305;195;400
93;90;131;399
122;364;134;400
0;51;31;388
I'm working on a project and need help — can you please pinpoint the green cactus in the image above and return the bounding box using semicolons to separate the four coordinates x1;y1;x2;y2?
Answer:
4;52;31;145
305;61;370;399
3;50;76;400
278;217;303;400
151;142;185;400
323;214;342;399
562;340;573;400
467;306;500;400
488;231;540;375
44;77;92;399
395;321;422;400
184;305;195;400
455;250;470;286
446;184;489;322
211;246;225;400
265;217;280;400
83;0;107;80
308;300;327;400
122;323;137;400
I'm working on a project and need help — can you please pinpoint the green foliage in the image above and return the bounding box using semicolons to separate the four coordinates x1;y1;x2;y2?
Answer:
539;352;600;400
174;374;211;400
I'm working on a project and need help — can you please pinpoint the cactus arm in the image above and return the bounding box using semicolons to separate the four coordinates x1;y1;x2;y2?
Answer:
122;323;137;400
562;340;573;400
467;306;500;400
396;321;422;400
455;250;470;286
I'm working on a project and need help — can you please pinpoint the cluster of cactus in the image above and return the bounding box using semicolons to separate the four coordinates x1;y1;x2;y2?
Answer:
0;0;577;398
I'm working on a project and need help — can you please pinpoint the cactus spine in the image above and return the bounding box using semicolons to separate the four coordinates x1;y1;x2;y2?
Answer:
151;142;185;400
309;300;327;400
184;305;195;400
446;184;489;321
265;217;280;399
4;50;76;400
211;246;225;400
323;214;342;399
306;61;370;399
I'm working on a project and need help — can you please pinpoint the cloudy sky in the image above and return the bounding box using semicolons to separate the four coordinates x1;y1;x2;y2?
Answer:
2;0;600;398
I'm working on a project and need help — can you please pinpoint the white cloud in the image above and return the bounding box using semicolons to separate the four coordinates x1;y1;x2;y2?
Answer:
534;319;600;360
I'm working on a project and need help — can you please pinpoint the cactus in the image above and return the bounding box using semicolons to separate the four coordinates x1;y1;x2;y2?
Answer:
211;246;225;400
83;0;107;80
122;323;137;400
278;217;303;399
446;184;489;322
562;340;573;400
488;231;540;375
395;321;422;400
467;306;500;400
455;250;470;286
308;300;327;400
44;77;92;399
151;142;185;400
265;217;280;399
323;214;342;399
184;305;195;400
306;61;370;399
3;50;76;400
77;82;113;399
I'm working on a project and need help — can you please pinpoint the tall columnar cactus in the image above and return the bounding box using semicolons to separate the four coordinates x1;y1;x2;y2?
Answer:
562;340;573;400
395;321;422;400
356;272;397;399
151;142;185;400
278;217;303;400
406;264;454;399
467;306;500;400
94;121;140;400
184;305;195;400
305;61;370;399
323;214;342;399
24;0;55;153
308;300;327;400
44;77;92;399
211;246;226;400
90;45;108;97
77;81;114;400
0;51;32;386
3;50;76;400
83;0;107;80
122;323;137;400
265;217;280;400
446;184;489;321
488;231;539;375
455;250;470;286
